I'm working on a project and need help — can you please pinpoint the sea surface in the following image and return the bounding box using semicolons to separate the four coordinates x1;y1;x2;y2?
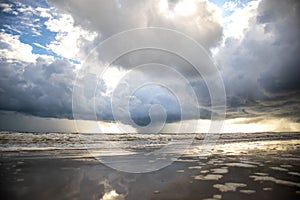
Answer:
0;131;300;200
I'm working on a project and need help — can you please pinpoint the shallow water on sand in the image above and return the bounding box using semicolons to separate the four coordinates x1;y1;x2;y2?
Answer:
0;132;300;200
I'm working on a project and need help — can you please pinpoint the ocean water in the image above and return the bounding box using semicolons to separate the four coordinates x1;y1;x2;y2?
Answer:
0;131;299;153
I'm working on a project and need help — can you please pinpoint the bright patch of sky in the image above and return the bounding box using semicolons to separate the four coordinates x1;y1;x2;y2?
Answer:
0;0;258;62
0;1;58;57
221;0;261;40
208;0;261;56
0;0;97;64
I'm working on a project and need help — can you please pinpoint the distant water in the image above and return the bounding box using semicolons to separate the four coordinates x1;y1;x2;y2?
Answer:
1;131;299;153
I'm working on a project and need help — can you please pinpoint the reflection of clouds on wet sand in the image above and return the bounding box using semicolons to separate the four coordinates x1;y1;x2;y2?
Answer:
249;175;300;188
1;133;300;199
239;189;256;194
288;172;300;177
270;166;288;171
100;179;125;200
209;139;300;156
194;174;223;180
213;182;247;192
210;168;228;174
224;163;257;168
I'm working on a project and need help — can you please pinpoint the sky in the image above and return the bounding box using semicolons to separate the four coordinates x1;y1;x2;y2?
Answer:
0;0;299;133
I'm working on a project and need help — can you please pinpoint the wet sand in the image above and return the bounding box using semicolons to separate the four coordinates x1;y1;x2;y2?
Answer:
1;136;300;200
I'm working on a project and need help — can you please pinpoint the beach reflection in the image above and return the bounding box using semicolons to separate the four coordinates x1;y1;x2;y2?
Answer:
99;179;125;200
1;136;300;200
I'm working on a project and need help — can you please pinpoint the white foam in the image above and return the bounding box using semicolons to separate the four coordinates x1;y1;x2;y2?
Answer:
188;166;202;169
250;175;300;187
288;172;300;177
225;163;256;168
211;168;229;174
194;174;223;181
280;164;293;168
239;189;256;194
200;170;210;174
270;167;288;171
213;182;247;192
254;172;269;176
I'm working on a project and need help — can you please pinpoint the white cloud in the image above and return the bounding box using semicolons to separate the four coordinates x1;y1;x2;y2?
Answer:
35;7;54;18
215;0;300;121
50;0;225;130
0;57;76;119
222;1;237;11
45;13;97;60
1;0;298;132
222;0;261;40
174;0;197;16
50;0;223;50
0;3;13;13
0;32;37;63
33;42;48;50
101;67;126;96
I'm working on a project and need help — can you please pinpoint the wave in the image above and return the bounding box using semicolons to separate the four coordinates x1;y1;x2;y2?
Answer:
0;131;299;152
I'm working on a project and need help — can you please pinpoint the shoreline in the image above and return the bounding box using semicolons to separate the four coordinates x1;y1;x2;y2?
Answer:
1;133;300;200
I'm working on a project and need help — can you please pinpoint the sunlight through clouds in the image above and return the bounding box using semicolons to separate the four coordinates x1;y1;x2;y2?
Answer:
45;13;97;60
0;0;299;133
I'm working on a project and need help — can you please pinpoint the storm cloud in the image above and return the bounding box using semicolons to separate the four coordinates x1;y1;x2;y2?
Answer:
0;58;75;118
50;0;223;50
216;0;300;121
0;0;299;131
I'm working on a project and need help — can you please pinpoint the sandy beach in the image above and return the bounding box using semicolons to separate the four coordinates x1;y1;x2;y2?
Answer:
1;132;300;200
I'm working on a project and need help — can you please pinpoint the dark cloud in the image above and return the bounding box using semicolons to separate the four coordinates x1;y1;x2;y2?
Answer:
0;111;77;132
0;0;299;131
48;0;224;128
216;0;300;120
50;0;223;50
257;0;300;96
128;85;181;126
0;58;75;118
